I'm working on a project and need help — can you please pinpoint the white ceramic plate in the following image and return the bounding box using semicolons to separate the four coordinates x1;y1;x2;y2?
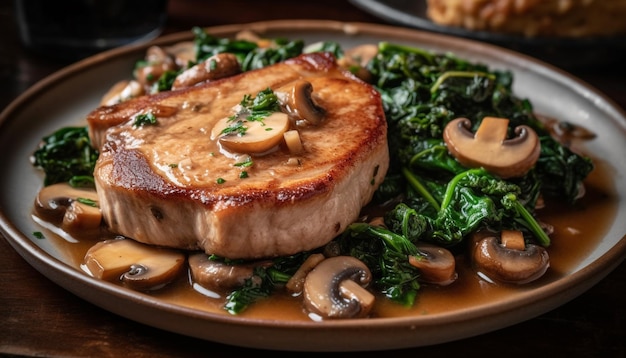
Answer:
1;20;625;352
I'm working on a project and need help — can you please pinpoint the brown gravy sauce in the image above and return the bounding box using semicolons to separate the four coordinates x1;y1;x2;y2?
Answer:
33;153;618;321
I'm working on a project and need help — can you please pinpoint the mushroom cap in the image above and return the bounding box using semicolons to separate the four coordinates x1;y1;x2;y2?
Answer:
303;256;374;319
409;243;458;286
61;200;102;233
34;182;102;234
275;80;326;126
212;111;290;154
285;253;325;294
471;231;550;285
84;238;185;291
443;116;541;178
188;252;271;292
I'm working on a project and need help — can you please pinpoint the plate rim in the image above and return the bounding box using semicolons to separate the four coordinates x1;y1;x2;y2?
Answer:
1;19;626;351
349;0;626;45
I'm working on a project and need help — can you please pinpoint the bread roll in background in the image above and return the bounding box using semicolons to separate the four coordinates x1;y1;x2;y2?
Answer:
426;0;626;37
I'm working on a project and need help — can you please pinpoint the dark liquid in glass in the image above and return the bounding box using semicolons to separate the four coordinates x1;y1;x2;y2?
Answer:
15;0;168;60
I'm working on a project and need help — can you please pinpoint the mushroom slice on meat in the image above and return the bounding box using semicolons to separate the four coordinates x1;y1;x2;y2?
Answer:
275;80;326;126
303;256;374;319
34;182;102;234
470;230;550;285
409;243;458;286
211;111;291;154
84;238;185;291
188;252;271;292
443;116;541;178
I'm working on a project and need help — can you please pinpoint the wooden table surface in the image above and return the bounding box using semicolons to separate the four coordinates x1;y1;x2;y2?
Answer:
1;1;625;356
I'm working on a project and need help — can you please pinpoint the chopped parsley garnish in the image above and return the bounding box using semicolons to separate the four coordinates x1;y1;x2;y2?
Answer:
220;88;281;136
76;197;98;207
69;175;95;188
151;70;180;93
234;157;254;167
33;232;45;239
209;58;218;70
220;118;247;136
133;112;158;127
216;178;226;184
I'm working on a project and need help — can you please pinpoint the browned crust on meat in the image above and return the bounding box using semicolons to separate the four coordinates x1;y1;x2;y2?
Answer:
89;52;389;259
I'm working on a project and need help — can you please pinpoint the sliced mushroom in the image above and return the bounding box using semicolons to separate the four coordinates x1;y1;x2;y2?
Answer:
276;80;326;126
100;80;144;106
303;256;374;319
408;243;457;286
470;230;550;285
539;115;596;145
61;200;102;234
285;253;325;294
443;116;541;178
212;111;290;154
34;182;102;234
165;40;196;68
337;43;378;82
134;45;177;89
188;252;271;292
84;237;185;291
171;53;241;90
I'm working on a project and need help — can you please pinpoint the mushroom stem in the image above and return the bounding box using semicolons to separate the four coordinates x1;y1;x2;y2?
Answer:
303;256;374;319
443;116;541;178
283;130;304;155
471;230;550;285
339;280;375;309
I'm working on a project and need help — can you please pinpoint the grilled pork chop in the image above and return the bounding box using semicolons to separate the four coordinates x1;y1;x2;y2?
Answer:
86;52;388;259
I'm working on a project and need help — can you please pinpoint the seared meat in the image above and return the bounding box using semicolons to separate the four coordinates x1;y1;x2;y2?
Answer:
87;52;388;259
